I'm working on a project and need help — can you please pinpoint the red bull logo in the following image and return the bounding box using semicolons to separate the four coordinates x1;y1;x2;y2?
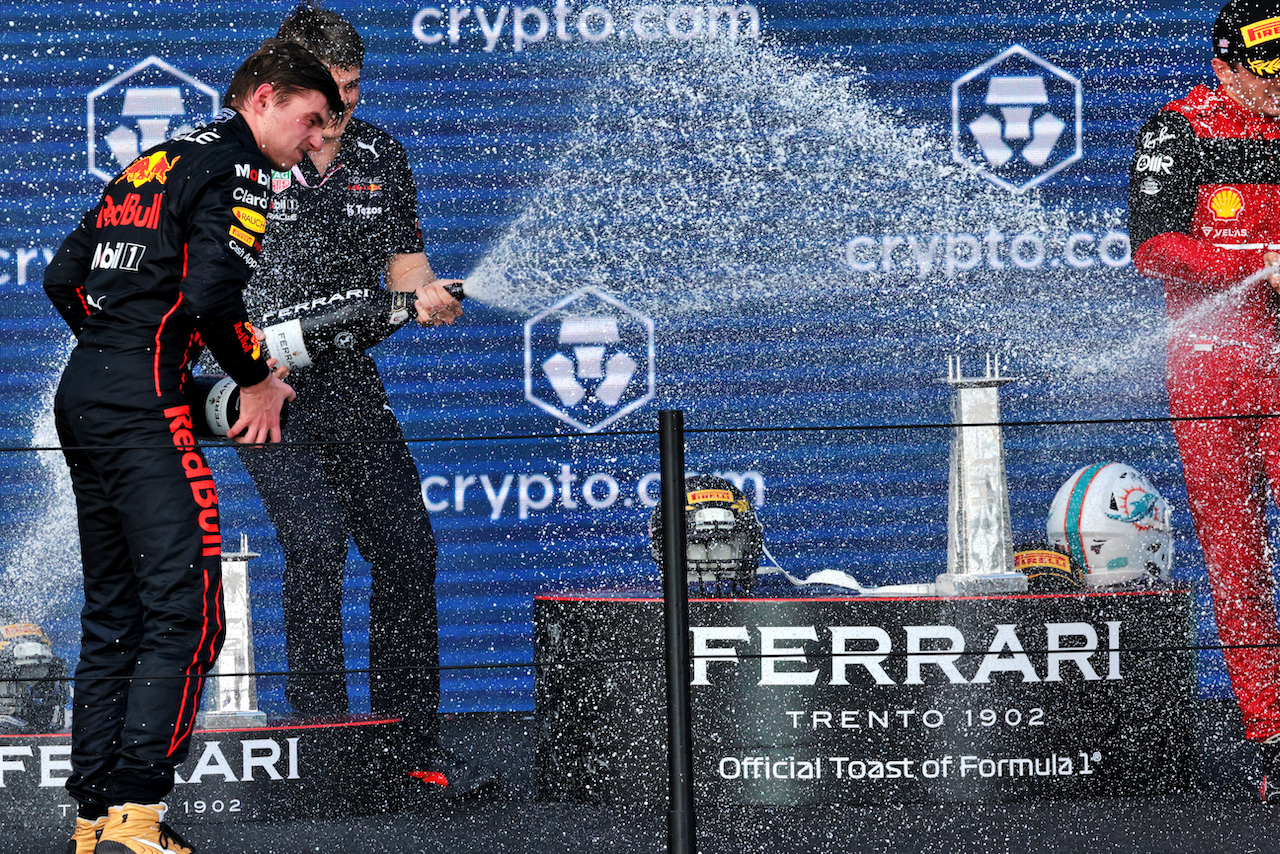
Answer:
116;151;181;188
96;193;161;230
162;405;220;557
235;321;261;360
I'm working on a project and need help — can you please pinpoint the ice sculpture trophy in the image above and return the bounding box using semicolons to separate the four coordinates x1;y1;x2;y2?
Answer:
934;354;1029;596
197;533;267;728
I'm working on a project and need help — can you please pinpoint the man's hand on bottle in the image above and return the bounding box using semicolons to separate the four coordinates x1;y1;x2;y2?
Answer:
1267;251;1280;294
229;373;295;446
415;280;464;327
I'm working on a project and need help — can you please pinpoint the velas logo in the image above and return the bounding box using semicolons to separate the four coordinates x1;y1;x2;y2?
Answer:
1208;187;1244;220
88;56;219;182
1243;16;1280;47
115;151;180;188
951;45;1082;194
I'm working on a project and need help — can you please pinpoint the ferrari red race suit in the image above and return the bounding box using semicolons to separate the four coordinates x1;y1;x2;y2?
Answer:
1129;84;1280;742
43;108;272;813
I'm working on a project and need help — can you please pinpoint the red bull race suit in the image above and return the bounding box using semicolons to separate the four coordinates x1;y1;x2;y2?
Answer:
43;108;272;814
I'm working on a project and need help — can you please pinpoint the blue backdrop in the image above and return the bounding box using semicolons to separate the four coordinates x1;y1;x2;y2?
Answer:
0;1;1235;714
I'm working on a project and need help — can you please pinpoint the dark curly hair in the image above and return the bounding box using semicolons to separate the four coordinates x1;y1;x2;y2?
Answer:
225;37;344;122
277;1;365;69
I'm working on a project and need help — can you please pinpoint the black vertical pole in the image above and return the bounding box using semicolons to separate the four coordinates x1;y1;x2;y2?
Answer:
659;409;696;854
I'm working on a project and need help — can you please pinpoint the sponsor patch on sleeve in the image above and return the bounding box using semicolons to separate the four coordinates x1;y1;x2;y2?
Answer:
229;225;258;248
235;321;262;359
232;206;267;233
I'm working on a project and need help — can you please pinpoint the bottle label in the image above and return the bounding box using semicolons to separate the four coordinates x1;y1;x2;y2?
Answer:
203;376;240;436
263;319;313;370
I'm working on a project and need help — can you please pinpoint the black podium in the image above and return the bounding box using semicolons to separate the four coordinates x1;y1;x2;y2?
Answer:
0;715;402;827
535;587;1196;804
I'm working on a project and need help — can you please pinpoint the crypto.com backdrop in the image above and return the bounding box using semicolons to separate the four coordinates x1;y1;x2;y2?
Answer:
0;1;1222;713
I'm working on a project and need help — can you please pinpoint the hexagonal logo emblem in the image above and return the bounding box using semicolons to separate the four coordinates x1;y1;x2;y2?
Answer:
88;56;219;182
525;287;655;433
952;45;1082;194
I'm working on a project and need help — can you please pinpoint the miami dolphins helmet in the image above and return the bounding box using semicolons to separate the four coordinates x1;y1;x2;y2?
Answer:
1046;462;1173;587
649;474;764;596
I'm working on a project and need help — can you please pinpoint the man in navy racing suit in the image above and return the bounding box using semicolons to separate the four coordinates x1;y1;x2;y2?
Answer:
231;3;497;799
44;41;340;854
1128;0;1280;801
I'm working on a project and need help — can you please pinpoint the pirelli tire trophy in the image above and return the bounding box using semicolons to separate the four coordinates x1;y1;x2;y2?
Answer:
0;612;69;733
650;474;764;597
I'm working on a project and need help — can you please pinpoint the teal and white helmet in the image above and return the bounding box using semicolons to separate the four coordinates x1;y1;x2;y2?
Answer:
1047;462;1173;586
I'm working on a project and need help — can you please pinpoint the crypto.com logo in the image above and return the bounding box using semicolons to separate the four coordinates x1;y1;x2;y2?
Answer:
952;45;1082;194
524;287;655;433
88;57;219;181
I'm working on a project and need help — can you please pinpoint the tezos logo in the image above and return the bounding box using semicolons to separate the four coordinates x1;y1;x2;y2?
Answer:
524;287;654;433
88;56;219;182
952;45;1082;194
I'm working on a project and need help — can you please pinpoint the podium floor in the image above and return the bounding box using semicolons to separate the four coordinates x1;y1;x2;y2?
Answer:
6;701;1279;854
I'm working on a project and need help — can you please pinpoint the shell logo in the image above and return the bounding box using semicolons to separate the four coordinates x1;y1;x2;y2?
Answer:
1208;187;1244;221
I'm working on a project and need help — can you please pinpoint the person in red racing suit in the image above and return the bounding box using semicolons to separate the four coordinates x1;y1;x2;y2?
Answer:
1128;0;1280;799
43;41;338;854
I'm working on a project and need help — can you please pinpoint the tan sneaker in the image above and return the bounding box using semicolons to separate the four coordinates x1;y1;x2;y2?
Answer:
66;815;105;854
94;803;193;854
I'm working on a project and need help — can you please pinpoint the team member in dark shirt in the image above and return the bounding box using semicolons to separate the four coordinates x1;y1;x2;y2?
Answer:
1128;0;1280;800
45;41;340;854
237;3;496;798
